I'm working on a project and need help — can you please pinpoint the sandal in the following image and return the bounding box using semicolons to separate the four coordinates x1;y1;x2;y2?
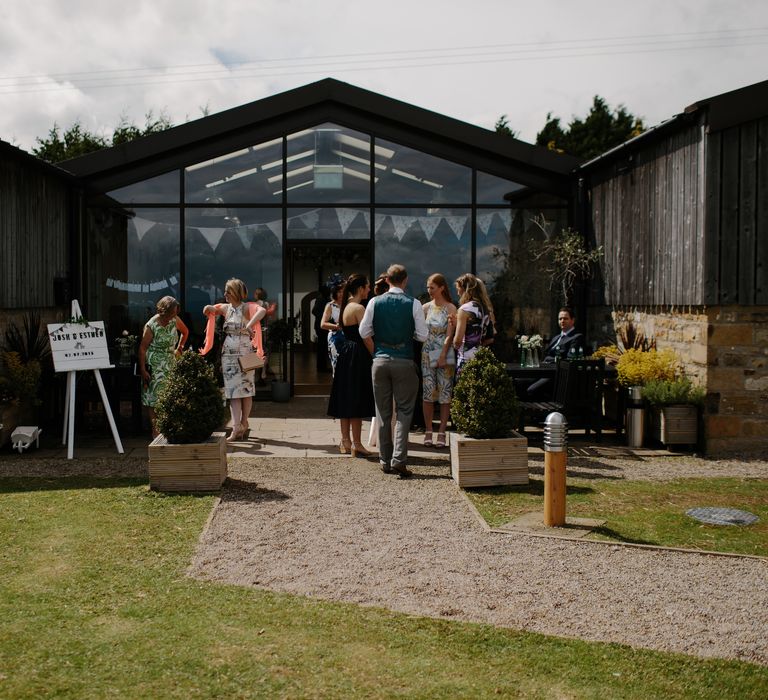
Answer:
423;432;433;447
435;433;446;448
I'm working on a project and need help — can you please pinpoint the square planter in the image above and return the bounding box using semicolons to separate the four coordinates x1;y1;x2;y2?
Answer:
651;405;698;446
450;431;529;488
148;431;227;492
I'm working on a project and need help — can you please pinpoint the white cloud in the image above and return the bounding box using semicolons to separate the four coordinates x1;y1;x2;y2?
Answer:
1;0;767;151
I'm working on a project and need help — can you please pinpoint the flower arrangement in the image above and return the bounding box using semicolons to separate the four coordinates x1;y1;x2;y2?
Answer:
115;330;137;346
616;348;677;387
517;334;543;350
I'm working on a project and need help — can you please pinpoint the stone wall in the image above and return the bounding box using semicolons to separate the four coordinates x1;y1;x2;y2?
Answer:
588;305;768;455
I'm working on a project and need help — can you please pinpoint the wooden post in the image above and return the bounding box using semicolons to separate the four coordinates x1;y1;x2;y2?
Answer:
543;450;567;527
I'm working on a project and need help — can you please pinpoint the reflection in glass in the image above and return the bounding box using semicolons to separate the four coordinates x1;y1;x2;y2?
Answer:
374;208;470;299
286;124;371;203
87;207;181;336
184;208;283;336
185;138;283;204
106;170;180;204
476;171;526;205
375;138;471;204
477;208;568;359
287;207;369;240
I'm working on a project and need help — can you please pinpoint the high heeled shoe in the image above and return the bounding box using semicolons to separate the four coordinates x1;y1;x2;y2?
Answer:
423;431;433;447
339;440;351;454
435;432;447;448
351;444;373;457
240;422;250;439
227;428;243;443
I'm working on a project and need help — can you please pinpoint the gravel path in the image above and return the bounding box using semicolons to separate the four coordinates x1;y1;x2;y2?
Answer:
3;450;766;665
189;455;768;666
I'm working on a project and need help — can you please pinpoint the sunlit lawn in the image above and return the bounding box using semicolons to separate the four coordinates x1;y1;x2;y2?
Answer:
466;477;768;556
0;475;766;699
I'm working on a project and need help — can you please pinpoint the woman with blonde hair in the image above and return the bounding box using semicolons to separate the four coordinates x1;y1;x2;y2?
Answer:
203;278;266;442
421;273;456;448
453;273;495;374
138;296;189;437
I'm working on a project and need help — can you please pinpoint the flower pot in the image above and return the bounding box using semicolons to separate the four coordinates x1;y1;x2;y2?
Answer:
148;431;227;492
651;405;698;446
450;431;528;487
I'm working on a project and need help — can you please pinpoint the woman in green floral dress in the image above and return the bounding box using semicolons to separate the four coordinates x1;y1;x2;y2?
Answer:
138;296;189;437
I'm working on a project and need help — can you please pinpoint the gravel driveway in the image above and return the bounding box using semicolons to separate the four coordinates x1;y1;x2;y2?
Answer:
189;454;768;666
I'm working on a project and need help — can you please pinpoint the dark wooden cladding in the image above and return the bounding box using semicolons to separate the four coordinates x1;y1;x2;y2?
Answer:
588;123;705;306
588;113;768;306
0;154;70;308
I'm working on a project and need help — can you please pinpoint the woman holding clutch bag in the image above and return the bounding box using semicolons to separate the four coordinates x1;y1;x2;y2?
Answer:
420;273;456;448
203;278;265;442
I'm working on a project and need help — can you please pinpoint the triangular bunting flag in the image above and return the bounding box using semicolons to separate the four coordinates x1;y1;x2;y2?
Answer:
362;211;370;230
476;212;494;236
420;217;441;242
336;208;359;235
374;213;388;234
234;226;252;251
445;215;467;240
132;217;155;241
299;210;320;230
198;227;226;251
392;216;415;241
265;219;282;241
498;210;512;231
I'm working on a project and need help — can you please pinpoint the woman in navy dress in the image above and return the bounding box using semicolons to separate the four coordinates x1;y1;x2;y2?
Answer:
327;273;375;456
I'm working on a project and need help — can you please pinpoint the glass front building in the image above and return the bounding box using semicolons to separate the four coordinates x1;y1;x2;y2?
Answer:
76;81;575;379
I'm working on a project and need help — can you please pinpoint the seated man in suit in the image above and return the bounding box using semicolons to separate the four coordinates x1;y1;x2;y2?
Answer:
524;307;585;400
542;307;584;363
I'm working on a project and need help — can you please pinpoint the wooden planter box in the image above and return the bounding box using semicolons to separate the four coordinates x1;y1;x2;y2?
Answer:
148;431;227;492
450;432;528;488
651;405;698;446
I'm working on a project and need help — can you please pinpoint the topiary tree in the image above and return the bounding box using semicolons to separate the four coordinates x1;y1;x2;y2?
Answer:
451;348;519;439
154;351;227;443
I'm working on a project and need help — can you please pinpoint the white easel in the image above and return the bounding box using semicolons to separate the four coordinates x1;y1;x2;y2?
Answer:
51;301;124;460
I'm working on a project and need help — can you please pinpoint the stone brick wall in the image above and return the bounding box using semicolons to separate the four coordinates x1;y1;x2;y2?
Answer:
587;305;768;455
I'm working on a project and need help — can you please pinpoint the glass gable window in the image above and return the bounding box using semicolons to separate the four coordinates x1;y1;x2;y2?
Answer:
374;208;470;298
286;207;369;240
86;207;181;333
185;138;283;204
476;171;526;205
106;170;179;204
185;207;283;333
286;124;371;203
375;139;471;204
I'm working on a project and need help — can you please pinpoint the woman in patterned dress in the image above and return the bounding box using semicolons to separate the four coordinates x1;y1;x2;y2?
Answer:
203;278;266;442
138;296;189;438
453;273;495;376
319;280;345;375
420;274;456;448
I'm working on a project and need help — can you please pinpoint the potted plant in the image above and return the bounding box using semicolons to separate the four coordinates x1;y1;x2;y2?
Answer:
449;347;528;487
148;350;229;491
642;377;705;447
267;317;293;402
0;376;20;449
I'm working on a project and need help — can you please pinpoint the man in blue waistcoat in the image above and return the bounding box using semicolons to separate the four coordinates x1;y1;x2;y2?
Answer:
360;264;428;478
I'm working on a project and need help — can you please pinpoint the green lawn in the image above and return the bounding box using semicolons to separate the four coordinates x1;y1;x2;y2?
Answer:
467;477;768;557
0;476;766;699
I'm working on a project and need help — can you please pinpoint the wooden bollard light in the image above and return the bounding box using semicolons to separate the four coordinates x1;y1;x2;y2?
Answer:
543;412;567;527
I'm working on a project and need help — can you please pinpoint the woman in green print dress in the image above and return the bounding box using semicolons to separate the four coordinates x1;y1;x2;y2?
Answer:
138;296;189;437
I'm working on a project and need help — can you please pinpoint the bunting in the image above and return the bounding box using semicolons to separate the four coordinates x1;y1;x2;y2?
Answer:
444;215;467;240
336;208;360;235
132;216;156;241
476;212;495;236
420;216;441;242
198;227;226;251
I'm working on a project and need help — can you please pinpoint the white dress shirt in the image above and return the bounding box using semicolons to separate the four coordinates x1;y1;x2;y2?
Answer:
359;287;429;343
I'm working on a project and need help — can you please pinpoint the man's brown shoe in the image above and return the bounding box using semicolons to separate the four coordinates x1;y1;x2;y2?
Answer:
381;464;393;474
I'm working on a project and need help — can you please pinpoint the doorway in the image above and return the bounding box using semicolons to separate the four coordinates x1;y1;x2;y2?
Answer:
287;242;371;395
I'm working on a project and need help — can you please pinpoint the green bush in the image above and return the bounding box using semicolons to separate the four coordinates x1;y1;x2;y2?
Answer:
451;347;518;439
1;351;42;406
155;351;228;443
642;378;706;407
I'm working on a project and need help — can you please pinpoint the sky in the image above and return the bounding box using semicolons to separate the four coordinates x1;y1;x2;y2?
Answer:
1;0;767;153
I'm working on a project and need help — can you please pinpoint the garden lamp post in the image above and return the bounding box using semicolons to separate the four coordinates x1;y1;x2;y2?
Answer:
543;412;568;527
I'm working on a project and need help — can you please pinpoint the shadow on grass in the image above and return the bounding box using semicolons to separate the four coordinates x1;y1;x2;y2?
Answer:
0;476;149;494
589;525;660;547
467;480;596;497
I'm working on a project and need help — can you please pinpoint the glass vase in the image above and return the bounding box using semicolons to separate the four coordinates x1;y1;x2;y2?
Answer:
521;348;532;367
531;347;540;367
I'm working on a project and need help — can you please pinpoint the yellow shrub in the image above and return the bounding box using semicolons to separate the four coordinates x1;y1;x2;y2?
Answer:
616;348;677;387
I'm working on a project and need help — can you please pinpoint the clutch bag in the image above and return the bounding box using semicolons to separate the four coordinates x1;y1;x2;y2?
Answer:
239;352;265;371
